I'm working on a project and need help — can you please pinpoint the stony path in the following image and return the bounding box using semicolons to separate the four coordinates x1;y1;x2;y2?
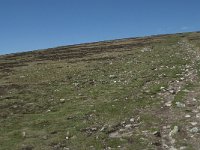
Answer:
158;40;200;150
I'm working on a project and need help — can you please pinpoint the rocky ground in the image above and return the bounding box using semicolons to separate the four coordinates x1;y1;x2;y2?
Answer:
1;32;200;150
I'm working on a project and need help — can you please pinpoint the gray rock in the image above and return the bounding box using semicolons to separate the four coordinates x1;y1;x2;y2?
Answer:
153;131;161;137
60;98;65;103
169;126;179;136
196;113;200;118
165;101;172;107
169;89;176;94
109;75;117;78
176;102;185;108
169;147;177;150
190;127;199;133
125;124;132;129
185;114;191;118
22;131;26;138
91;127;97;131
42;135;48;140
180;147;187;150
190;122;197;126
130;118;135;122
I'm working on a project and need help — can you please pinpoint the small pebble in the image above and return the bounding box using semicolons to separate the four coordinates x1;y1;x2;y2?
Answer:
196;113;200;118
190;122;198;126
169;126;179;136
176;102;185;108
130;118;135;122
22;131;26;138
160;86;165;90
192;98;197;101
153;131;161;137
192;110;199;113
180;146;187;150
125;124;132;128
169;89;176;94
60;98;65;103
185;114;191;118
165;101;172;107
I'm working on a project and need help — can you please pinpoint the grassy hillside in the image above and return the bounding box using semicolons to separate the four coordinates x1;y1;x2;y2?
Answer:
1;32;200;150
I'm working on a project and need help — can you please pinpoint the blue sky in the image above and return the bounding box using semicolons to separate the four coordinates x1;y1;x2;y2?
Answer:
0;0;200;55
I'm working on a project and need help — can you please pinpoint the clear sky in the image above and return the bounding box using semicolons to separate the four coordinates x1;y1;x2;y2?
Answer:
0;0;200;55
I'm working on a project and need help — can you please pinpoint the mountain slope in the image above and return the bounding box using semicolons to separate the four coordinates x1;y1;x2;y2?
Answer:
1;32;200;150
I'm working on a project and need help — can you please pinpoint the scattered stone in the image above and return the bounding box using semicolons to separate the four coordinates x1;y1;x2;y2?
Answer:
13;105;18;108
125;124;132;129
183;89;190;92
189;127;199;133
91;127;97;131
142;130;148;134
100;126;105;132
169;147;177;150
22;131;26;138
70;135;77;139
192;109;199;113
130;118;135;122
109;131;119;138
163;125;171;129
176;102;185;108
60;98;65;103
169;89;176;94
119;128;126;133
66;131;70;136
165;101;172;107
180;146;187;150
121;121;126;125
42;135;48;140
190;122;197;126
153;131;161;137
196;113;200;118
74;83;79;87
46;109;51;112
141;47;151;52
185;114;191;118
192;98;197;101
160;86;165;90
109;75;117;78
169;126;179;136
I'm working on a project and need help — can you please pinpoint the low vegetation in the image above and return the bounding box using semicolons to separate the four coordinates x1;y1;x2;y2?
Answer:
1;32;200;150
